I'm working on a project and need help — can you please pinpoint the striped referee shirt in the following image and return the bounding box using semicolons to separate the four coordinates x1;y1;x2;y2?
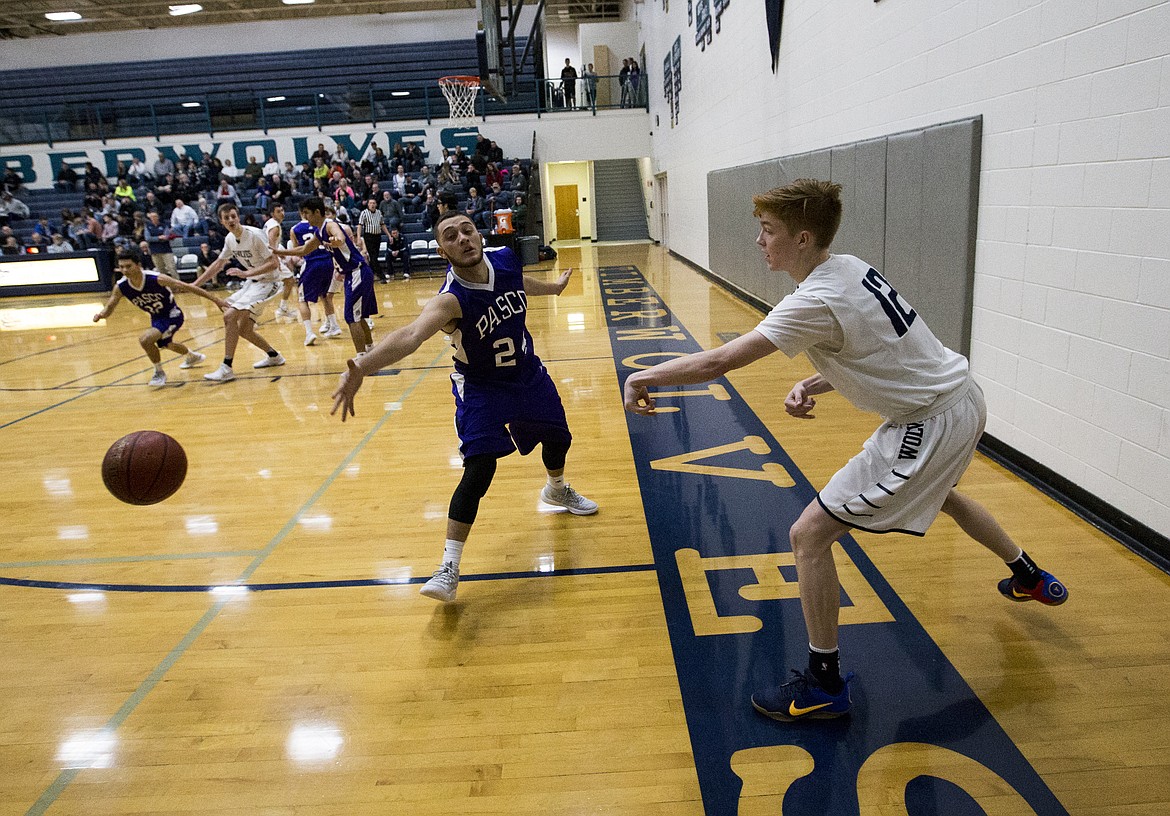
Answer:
358;208;385;236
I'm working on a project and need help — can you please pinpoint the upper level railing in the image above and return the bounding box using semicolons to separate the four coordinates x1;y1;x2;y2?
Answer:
0;74;649;147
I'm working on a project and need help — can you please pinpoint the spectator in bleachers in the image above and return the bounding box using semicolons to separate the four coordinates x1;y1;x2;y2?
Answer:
128;157;151;184
131;212;147;244
195;194;214;224
418;164;435;189
198;156;222;190
464;187;486;228
145;211;178;277
421;189;440;230
452;145;469;173
333;178;357;219
262;155;281;178
206;218;227;253
194;241;217;284
378;190;404;232
113;161;129;182
33;217;54;241
82;184;103;213
140;190;163;217
485;162;503;190
0;191;30;226
101;214;119;245
473;133;491;159
354;173;375;202
242;156;263;189
3;167;25;193
47;233;74;254
312;157;329;188
24;233;47;254
486;182;512;213
174;173;198;205
390;166;420;211
68;216;92;249
391;143;407;169
171;198;200;237
371;146;391;179
437;162;460;194
332;143;349;166
155;174;176;206
488;141;505;164
270;174;293;209
112;177;136;207
255;176;273;211
282;161;300;188
385;227;410;280
56;163;79;191
512;194;527;232
1;235;21;255
83;162;107;192
137;241;155;270
214;178;240;209
405;142;425;173
312;143;330;164
510;163;527;193
220;159;242;183
152;152;175;180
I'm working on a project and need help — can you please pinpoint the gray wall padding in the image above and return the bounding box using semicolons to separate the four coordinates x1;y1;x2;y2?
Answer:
706;117;981;355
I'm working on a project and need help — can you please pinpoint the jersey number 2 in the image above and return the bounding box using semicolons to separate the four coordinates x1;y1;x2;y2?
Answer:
862;268;917;337
493;337;517;367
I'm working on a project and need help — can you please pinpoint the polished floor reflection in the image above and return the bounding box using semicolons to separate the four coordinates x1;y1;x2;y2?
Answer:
1;243;1167;815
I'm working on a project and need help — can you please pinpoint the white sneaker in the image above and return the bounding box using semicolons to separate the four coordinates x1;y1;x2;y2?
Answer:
179;351;205;369
540;483;599;515
304;333;318;346
149;370;167;387
253;353;286;369
403;273;410;280
204;364;235;382
325;327;344;338
276;304;294;318
319;322;330;334
419;563;459;602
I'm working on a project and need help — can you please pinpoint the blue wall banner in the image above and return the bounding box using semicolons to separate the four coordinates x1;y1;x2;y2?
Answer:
600;264;1068;815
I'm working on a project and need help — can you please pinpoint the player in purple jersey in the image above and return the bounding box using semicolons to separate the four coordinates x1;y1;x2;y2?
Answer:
93;246;227;387
331;211;598;603
276;197;375;355
277;200;342;346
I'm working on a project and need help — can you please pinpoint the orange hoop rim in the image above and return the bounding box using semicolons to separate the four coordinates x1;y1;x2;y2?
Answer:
438;75;482;87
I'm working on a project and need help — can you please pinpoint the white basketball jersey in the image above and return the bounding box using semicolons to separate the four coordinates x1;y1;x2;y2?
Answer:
222;225;277;281
754;254;969;422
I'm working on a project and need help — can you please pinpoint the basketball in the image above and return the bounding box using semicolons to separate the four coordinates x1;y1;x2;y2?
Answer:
101;431;188;505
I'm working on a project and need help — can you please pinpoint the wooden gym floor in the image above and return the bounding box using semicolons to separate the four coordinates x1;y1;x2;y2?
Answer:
0;243;1167;815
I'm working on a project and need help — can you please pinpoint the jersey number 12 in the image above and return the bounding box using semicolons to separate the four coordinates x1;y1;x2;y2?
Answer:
862;267;917;337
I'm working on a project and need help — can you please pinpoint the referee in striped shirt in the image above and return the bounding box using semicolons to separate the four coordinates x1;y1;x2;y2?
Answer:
358;199;393;281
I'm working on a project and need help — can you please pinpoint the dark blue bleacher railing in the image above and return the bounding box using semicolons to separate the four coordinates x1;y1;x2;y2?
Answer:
0;42;647;147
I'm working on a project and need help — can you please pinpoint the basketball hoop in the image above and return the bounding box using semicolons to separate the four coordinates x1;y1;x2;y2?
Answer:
438;75;481;127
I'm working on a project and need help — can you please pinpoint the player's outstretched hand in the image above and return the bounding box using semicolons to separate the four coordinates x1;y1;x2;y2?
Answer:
213;297;229;312
92;310;107;323
227;268;246;278
784;381;817;419
553;267;573;294
331;358;365;421
623;377;657;415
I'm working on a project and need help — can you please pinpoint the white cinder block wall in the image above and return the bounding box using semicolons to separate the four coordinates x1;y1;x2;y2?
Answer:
638;0;1170;535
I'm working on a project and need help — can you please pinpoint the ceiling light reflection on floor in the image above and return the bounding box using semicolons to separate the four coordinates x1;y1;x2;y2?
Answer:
0;302;105;331
286;724;343;764
56;731;116;769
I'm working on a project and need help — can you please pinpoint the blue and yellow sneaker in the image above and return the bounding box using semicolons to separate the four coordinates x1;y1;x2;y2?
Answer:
751;669;855;722
998;570;1068;605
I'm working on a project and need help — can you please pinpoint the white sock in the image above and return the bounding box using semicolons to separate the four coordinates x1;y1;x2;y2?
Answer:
154;363;164;372
442;539;465;569
364;343;373;353
547;473;566;490
328;315;339;330
303;320;314;335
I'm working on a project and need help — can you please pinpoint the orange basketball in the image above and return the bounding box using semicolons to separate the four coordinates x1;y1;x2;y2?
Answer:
101;431;187;505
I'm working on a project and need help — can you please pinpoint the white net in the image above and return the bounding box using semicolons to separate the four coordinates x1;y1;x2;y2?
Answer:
438;77;481;126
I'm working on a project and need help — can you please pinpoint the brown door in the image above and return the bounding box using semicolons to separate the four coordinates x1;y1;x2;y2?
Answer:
554;184;580;240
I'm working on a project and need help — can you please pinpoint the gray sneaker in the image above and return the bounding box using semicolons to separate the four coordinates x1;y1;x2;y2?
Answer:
148;370;167;387
179;351;205;369
540;483;599;515
253;353;286;369
203;363;235;382
419;563;459;602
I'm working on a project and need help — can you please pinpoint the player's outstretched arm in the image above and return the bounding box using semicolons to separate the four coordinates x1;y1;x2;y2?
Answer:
331;293;461;421
93;288;123;322
274;232;318;258
623;330;777;415
523;267;572;297
158;275;229;311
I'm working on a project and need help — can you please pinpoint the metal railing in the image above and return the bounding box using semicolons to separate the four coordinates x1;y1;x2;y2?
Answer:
0;75;649;147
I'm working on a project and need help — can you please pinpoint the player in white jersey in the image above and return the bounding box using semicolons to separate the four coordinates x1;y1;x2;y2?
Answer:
193;203;287;382
623;179;1067;722
264;204;298;320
